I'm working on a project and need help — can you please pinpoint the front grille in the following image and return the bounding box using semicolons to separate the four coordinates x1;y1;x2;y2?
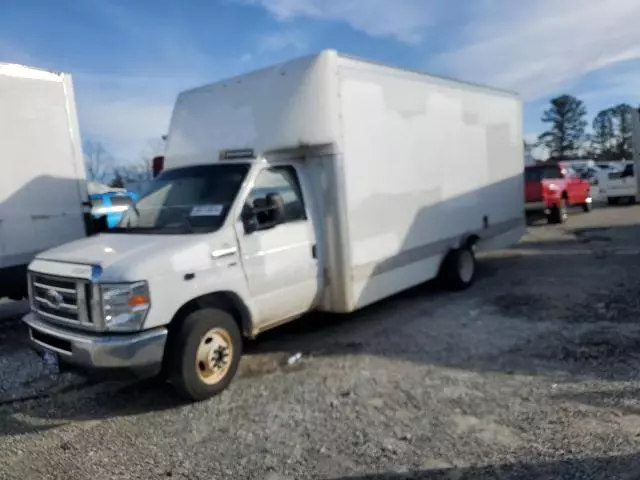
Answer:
30;273;96;329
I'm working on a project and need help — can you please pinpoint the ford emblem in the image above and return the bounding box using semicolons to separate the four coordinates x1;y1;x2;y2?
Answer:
46;289;64;308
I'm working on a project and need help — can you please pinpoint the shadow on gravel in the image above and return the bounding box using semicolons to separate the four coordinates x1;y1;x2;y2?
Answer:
0;376;185;437
327;453;640;479
554;386;640;416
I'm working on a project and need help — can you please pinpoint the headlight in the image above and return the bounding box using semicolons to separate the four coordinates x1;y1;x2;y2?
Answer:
100;282;151;331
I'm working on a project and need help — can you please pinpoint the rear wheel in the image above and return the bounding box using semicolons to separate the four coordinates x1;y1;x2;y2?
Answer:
439;246;476;291
581;198;593;212
547;199;567;224
607;197;619;206
168;308;242;401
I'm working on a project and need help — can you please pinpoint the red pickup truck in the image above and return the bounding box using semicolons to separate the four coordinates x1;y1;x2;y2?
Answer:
524;162;592;224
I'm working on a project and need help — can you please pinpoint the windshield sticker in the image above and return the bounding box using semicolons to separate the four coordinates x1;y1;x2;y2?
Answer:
190;204;224;217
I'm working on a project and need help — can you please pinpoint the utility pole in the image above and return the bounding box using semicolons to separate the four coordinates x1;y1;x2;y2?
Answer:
633;108;640;202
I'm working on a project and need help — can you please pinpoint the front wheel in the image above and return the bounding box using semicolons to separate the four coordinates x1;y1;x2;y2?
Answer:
547;199;567;224
168;308;242;401
607;197;619;206
439;246;476;291
581;198;592;212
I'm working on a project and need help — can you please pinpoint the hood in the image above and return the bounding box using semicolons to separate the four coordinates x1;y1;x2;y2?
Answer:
36;232;233;282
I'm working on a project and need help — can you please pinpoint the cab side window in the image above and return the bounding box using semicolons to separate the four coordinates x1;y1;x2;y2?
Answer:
247;166;307;224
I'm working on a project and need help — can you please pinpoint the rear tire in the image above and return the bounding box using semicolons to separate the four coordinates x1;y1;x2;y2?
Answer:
547;199;567;224
439;246;476;291
607;197;619;206
581;199;592;212
168;308;242;402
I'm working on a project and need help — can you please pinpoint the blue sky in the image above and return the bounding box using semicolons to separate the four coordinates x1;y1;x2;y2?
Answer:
2;0;639;161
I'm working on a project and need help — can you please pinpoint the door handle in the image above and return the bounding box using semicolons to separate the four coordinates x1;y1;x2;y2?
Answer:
311;244;317;259
212;247;238;259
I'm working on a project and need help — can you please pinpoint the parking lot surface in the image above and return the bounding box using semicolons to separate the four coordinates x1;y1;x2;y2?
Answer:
2;205;640;479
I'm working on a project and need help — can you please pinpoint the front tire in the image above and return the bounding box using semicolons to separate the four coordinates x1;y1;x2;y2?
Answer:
547;199;567;224
607;197;619;206
168;308;242;401
439;246;476;291
581;198;592;212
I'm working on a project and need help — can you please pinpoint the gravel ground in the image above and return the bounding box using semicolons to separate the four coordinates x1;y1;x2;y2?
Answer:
3;205;640;479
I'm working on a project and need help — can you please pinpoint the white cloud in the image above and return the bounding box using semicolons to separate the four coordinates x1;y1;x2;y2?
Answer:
244;0;640;103
241;29;308;63
577;62;640;107
241;0;440;44
431;0;640;100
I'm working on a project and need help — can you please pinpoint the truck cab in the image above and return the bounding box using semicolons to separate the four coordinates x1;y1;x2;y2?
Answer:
524;162;592;224
24;153;322;400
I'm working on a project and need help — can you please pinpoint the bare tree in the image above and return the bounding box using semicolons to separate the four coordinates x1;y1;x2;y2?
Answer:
110;136;166;193
83;140;114;183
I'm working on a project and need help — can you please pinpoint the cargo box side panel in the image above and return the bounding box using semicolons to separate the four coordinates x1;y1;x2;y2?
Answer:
0;68;87;269
336;57;524;310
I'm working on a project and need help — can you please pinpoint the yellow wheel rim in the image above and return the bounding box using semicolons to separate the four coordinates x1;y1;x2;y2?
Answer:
195;328;233;385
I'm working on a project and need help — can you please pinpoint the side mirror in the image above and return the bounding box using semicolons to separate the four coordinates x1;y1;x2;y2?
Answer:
241;206;258;235
152;156;164;178
242;192;285;234
265;192;285;225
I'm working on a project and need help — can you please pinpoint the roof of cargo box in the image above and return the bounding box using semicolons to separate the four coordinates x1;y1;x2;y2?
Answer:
179;50;519;99
164;50;520;168
0;62;65;82
338;52;519;98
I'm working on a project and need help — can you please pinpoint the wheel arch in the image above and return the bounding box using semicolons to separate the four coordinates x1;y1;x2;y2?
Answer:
168;291;253;338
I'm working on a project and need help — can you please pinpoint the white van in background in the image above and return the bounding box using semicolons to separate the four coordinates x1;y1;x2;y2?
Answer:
598;161;636;205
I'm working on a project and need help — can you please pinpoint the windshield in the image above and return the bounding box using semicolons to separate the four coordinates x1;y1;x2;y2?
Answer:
525;165;562;181
115;163;250;234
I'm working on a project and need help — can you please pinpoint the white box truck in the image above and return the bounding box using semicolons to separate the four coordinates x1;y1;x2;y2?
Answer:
23;51;525;400
0;63;89;300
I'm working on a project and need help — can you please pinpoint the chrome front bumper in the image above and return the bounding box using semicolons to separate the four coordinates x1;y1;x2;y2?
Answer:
23;313;167;374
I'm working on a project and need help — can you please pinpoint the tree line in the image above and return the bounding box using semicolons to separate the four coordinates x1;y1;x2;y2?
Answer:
84;138;162;188
529;95;638;163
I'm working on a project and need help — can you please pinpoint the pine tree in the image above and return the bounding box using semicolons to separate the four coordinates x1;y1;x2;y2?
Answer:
538;95;588;162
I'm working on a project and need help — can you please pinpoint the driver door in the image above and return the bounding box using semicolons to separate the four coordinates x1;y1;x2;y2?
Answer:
236;165;320;329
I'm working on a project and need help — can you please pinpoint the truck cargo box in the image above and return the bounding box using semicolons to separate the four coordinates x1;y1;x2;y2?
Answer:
0;63;87;299
165;50;524;312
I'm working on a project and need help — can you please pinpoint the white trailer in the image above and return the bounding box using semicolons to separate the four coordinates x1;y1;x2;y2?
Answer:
0;63;88;299
23;51;525;400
